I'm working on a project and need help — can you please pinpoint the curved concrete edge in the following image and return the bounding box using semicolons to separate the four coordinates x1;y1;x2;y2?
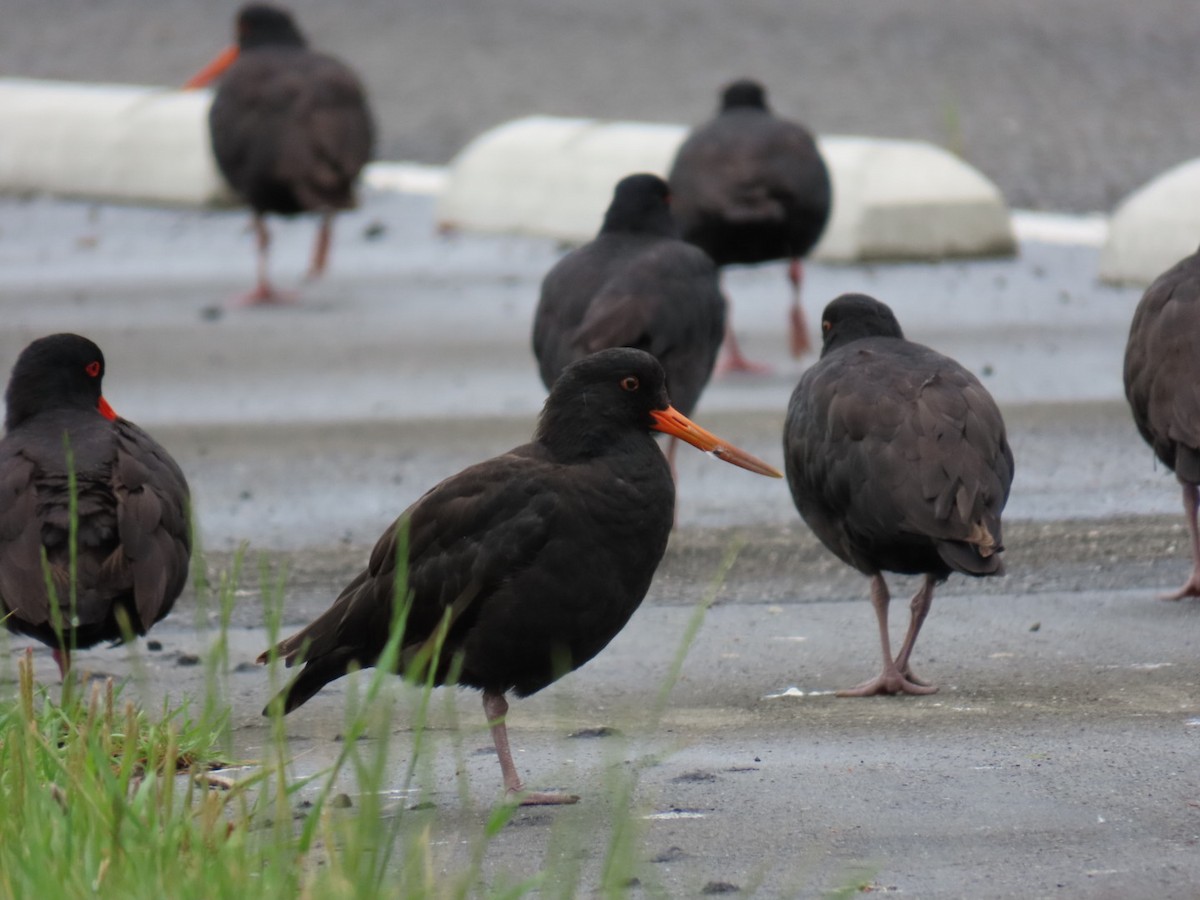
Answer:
434;115;1015;262
1099;158;1200;287
0;77;236;207
435;115;684;242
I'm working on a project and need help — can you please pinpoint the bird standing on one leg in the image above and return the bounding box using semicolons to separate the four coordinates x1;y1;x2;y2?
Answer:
1124;244;1200;600
259;348;781;804
783;294;1014;695
0;334;191;678
668;79;831;372
185;4;374;305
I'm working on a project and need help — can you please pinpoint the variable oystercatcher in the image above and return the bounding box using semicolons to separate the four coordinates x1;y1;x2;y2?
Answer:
1124;245;1200;600
783;295;1013;695
259;348;781;804
532;173;725;470
668;79;831;372
185;4;375;305
0;334;191;677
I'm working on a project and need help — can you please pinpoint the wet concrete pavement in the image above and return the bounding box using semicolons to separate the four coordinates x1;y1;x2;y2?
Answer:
2;190;1200;897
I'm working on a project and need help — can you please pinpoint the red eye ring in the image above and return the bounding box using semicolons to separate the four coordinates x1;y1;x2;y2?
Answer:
85;361;102;378
620;376;639;392
821;320;832;333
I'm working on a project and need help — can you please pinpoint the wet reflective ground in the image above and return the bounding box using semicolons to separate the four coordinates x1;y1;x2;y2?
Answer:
2;192;1198;897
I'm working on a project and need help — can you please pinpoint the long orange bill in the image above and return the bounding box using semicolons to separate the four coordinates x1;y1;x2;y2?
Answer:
650;406;782;478
183;45;240;89
97;396;117;422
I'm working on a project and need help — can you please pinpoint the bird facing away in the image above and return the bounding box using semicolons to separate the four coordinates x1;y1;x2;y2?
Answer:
260;348;782;805
532;173;726;470
185;3;375;305
668;79;832;372
783;294;1013;696
1124;245;1200;600
0;334;192;678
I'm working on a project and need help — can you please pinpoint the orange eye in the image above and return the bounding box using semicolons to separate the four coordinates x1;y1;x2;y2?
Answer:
620;376;639;392
821;320;832;333
85;361;101;377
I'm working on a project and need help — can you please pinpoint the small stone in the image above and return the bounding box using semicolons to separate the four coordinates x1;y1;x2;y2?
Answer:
701;881;740;894
568;726;621;739
330;793;353;809
671;770;718;784
652;846;687;863
146;640;163;652
176;653;201;667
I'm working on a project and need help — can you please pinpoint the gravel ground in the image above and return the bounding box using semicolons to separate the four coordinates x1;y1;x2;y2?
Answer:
4;0;1199;212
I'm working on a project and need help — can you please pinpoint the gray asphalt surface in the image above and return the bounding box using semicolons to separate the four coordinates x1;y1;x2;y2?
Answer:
4;0;1199;212
2;189;1199;897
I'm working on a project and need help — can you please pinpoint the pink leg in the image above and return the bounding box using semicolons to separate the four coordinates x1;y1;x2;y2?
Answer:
714;289;773;376
837;574;938;697
1162;480;1200;601
307;212;334;280
230;215;296;307
787;258;812;357
52;647;70;681
483;692;579;806
892;574;937;688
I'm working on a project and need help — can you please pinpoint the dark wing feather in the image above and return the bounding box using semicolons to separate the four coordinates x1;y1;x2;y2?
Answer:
0;447;45;624
0;412;189;645
1124;250;1200;481
263;447;561;707
669;109;831;264
112;420;192;631
265;435;675;711
534;236;724;416
785;338;1012;577
210;49;373;213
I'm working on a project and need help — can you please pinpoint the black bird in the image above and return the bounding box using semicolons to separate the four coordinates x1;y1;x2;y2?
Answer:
260;348;781;804
0;334;191;677
532;173;725;469
783;295;1013;695
185;4;375;305
1124;245;1200;600
668;79;832;372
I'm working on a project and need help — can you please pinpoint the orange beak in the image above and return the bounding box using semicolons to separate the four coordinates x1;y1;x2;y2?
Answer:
98;396;118;422
650;406;782;478
183;44;240;89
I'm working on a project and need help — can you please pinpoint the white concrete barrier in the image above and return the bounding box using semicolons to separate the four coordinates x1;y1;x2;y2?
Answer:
1099;158;1200;286
0;78;235;207
434;115;1016;262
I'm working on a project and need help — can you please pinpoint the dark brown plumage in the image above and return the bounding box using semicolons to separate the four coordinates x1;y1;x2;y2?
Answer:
260;348;781;804
784;294;1013;695
1124;245;1200;600
668;79;832;370
186;4;375;304
0;334;191;677
532;174;725;469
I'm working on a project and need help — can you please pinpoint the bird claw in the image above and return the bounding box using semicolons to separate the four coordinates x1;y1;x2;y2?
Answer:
1159;577;1200;601
714;351;773;376
506;788;580;806
788;306;811;357
228;286;298;308
836;672;939;697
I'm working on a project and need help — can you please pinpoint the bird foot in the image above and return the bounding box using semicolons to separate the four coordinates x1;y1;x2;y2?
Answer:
714;351;773;376
1159;576;1200;601
788;307;811;357
228;286;299;308
506;788;580;806
836;672;939;697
